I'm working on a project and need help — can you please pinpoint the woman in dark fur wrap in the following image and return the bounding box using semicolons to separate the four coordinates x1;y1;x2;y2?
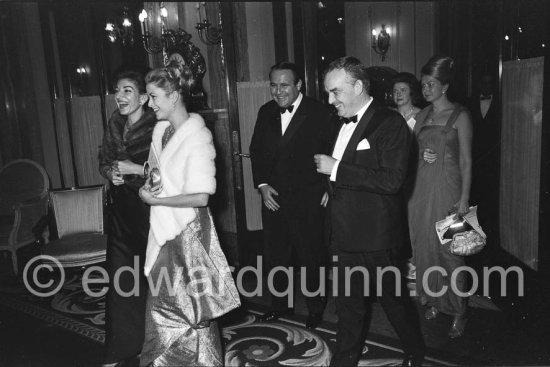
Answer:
98;67;157;367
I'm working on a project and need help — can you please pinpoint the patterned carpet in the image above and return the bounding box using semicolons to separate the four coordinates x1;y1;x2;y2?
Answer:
0;272;452;366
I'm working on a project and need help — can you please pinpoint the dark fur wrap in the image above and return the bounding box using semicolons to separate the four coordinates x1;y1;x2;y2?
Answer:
98;109;157;188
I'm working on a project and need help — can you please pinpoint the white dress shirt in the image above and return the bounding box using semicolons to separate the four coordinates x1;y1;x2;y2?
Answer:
281;93;303;135
330;97;373;181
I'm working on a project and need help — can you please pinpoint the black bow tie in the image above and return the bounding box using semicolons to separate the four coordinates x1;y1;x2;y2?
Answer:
341;115;358;124
279;105;294;114
480;95;492;100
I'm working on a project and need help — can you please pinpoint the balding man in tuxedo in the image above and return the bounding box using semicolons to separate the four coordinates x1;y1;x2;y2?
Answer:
315;56;424;367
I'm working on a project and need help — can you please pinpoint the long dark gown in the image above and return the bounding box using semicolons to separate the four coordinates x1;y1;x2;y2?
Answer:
99;109;156;363
408;104;468;316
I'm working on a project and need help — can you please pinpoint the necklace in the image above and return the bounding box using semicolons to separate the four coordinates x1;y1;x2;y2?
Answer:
427;107;449;125
162;124;176;148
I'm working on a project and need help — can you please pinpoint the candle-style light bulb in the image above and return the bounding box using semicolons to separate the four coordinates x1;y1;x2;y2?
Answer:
160;5;168;18
139;9;148;35
139;9;148;21
372;29;377;36
386;26;391;36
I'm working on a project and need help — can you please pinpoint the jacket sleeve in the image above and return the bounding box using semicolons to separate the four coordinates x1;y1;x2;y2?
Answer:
335;115;411;195
98;112;122;179
249;106;269;188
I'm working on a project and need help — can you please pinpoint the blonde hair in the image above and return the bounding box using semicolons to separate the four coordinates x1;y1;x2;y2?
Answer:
145;59;195;103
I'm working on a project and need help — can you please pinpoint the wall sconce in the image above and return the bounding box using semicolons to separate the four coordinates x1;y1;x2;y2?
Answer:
105;6;134;47
107;2;220;58
371;24;391;61
195;2;222;45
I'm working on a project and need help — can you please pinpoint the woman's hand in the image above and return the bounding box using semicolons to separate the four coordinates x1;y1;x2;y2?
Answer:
457;200;470;217
423;148;437;164
107;167;124;186
450;200;470;218
113;159;143;176
139;184;163;205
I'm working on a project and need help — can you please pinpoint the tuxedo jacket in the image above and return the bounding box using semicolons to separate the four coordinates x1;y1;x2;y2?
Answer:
249;96;336;196
328;100;411;252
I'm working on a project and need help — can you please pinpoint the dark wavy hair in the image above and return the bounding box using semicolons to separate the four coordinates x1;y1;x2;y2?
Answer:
323;56;371;94
145;59;195;104
113;65;151;94
391;72;422;106
420;55;455;86
269;61;303;86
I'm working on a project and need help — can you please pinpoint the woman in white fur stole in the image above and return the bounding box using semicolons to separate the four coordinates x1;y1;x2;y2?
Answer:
138;60;240;367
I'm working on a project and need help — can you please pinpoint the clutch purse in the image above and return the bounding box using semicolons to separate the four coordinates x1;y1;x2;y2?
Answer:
443;218;473;239
435;206;487;256
449;230;486;256
144;143;162;190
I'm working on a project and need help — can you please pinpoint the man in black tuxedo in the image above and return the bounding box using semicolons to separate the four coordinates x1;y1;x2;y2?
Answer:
314;57;424;367
249;62;335;329
467;74;500;241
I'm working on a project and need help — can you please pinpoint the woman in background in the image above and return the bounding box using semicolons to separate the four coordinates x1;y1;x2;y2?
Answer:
391;72;424;281
99;66;156;366
392;72;423;131
408;55;473;338
138;60;240;366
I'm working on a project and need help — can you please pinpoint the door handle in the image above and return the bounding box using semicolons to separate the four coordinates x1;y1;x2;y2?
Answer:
231;131;244;191
233;152;250;158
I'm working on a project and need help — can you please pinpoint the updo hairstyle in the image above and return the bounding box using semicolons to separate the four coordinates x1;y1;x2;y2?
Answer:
145;59;195;104
391;72;422;106
420;55;455;86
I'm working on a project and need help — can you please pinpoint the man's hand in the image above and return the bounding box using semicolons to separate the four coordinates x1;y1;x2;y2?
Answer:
314;154;336;175
259;185;280;211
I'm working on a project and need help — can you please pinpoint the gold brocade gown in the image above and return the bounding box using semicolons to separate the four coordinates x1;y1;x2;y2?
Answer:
140;207;240;366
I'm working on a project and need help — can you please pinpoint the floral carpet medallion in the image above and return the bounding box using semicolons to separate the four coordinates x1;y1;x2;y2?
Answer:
223;314;331;366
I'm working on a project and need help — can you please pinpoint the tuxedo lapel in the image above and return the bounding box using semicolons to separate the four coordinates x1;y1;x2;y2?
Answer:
341;104;377;162
484;100;496;121
279;106;306;149
265;107;283;151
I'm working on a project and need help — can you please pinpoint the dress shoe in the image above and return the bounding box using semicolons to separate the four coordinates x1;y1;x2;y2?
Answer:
305;312;323;329
448;314;467;338
258;309;293;322
401;354;423;367
424;306;439;320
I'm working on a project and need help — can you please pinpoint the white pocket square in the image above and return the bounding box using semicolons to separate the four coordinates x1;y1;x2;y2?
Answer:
356;138;371;150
